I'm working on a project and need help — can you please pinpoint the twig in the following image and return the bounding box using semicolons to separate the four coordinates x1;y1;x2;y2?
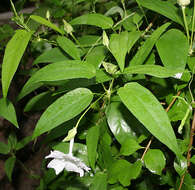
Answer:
140;91;181;160
178;111;195;190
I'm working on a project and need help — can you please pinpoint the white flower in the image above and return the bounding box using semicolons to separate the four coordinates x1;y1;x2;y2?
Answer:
173;72;183;79
177;0;190;7
45;150;91;177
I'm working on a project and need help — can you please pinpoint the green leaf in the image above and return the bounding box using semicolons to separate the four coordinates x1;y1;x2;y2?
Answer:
57;36;81;60
120;138;142;156
0;98;18;128
2;29;32;97
0;141;10;154
32;88;93;138
89;172;107;190
118;82;180;156
5;156;16;181
16;136;32;150
144;149;166;175
123;65;178;78
190;155;195;164
70;13;114;29
24;91;58;112
17;60;96;100
130;23;170;66
30;15;64;34
33;48;69;65
127;31;141;53
156;29;189;72
109;160;142;187
106;102;138;145
174;156;187;176
86;126;100;170
86;46;107;69
109;31;129;72
136;0;183;25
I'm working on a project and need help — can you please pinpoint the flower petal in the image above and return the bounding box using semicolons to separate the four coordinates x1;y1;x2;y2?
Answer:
63;161;85;177
47;159;66;175
45;150;66;159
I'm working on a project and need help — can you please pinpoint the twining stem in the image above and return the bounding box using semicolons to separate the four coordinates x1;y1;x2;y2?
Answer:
182;6;190;43
140;91;181;161
178;112;195;190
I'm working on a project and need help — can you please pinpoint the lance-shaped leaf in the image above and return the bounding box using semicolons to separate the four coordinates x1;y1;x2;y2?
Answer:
57;36;81;60
130;23;170;66
0;98;18;128
118;82;180;156
17;60;96;100
109;31;129;72
32;88;93;138
156;29;189;72
2;29;33;97
30;15;64;34
136;0;183;26
123;65;178;78
70;13;113;29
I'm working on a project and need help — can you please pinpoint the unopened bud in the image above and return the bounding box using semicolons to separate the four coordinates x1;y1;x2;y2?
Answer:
177;0;190;7
63;19;73;34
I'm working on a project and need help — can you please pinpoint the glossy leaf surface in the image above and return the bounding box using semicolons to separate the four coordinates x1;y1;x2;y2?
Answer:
130;23;170;66
109;31;129;71
57;36;81;60
118;82;179;156
70;13;113;29
18;60;96;100
136;0;183;25
144;149;166;175
32;88;93;138
2;29;32;97
156;29;188;72
124;65;177;78
89;173;107;190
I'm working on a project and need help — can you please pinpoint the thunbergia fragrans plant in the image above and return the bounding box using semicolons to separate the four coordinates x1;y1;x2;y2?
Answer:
0;0;194;189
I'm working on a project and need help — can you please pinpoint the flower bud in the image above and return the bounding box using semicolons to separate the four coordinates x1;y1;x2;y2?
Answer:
177;0;190;7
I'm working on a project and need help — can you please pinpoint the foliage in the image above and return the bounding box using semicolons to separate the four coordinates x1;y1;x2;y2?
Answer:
0;0;195;189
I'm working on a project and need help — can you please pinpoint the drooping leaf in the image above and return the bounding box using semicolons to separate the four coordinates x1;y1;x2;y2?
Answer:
86;126;100;170
156;29;189;72
89;172;107;190
32;88;93;138
123;65;178;78
144;149;166;175
118;82;180;156
136;0;183;25
30;15;64;34
57;36;81;60
33;48;69;65
5;156;16;181
0;98;18;128
17;60;96;100
2;29;32;97
130;23;170;66
70;13;113;29
109;31;129;72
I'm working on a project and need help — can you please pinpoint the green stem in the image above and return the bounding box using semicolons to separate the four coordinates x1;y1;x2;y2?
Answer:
190;0;195;53
182;6;190;44
70;33;85;52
